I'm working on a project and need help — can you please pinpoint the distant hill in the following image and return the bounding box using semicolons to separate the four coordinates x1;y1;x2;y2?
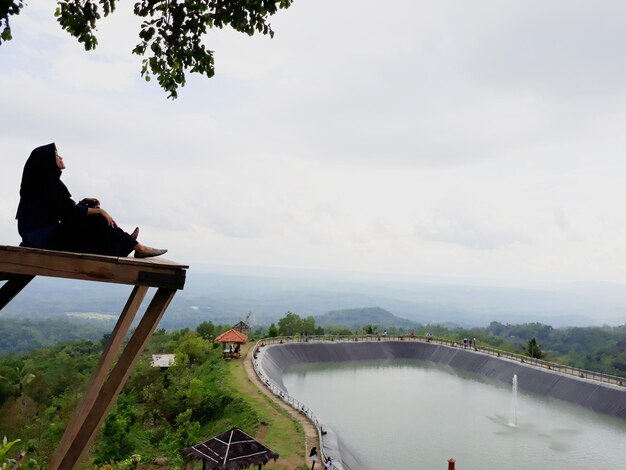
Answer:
316;307;419;330
0;319;109;354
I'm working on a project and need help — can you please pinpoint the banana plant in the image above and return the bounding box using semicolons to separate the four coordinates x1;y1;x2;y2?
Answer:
0;436;20;469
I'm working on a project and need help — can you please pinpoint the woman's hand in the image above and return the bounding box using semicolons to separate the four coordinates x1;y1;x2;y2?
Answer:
99;208;117;228
80;197;100;208
87;207;117;228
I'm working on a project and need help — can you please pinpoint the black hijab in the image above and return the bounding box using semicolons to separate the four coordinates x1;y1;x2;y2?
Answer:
16;143;72;221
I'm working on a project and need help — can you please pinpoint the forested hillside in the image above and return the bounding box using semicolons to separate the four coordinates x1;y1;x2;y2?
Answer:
0;326;302;469
1;312;624;468
2;310;625;378
0;319;109;354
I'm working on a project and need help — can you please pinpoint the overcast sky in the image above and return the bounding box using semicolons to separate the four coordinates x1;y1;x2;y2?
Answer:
3;0;626;286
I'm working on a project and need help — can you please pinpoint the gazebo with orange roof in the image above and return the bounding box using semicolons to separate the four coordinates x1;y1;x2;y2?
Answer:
214;328;248;359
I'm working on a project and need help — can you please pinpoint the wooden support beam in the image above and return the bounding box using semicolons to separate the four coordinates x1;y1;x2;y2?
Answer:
0;246;187;289
0;274;35;311
52;288;176;470
50;285;149;469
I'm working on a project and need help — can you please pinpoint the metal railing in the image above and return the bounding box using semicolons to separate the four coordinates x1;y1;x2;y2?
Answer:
253;333;625;386
250;341;338;468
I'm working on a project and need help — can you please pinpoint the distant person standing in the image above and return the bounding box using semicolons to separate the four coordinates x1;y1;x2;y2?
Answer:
324;456;333;469
309;447;318;469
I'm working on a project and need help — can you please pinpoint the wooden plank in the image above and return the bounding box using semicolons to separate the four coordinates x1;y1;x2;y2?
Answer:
55;288;176;470
0;274;35;311
0;245;189;269
118;255;189;269
49;285;149;470
0;246;187;289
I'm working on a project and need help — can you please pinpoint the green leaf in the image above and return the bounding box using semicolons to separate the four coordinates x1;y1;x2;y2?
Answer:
2;0;294;98
0;437;20;460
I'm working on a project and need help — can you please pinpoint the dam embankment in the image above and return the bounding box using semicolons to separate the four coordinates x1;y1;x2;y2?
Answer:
258;340;626;419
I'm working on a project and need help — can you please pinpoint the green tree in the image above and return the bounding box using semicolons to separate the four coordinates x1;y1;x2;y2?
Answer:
363;324;377;335
302;316;316;335
196;321;215;340
177;335;210;365
487;321;507;336
1;0;294;98
525;337;544;359
0;366;34;398
94;397;137;464
510;323;553;343
173;409;201;448
267;323;278;338
50;352;81;395
277;311;303;336
330;327;352;336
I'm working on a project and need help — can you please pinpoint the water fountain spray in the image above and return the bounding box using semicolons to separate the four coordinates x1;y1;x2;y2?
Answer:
509;374;518;426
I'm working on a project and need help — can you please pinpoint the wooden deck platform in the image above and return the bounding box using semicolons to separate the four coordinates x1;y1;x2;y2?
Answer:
0;245;188;470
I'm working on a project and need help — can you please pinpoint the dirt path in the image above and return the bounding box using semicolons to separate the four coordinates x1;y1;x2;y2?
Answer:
242;343;320;469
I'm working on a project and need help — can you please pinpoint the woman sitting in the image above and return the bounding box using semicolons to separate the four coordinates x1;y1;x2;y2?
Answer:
16;143;167;258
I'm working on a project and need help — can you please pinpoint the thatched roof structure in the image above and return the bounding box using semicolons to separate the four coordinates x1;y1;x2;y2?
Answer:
232;321;251;334
215;329;248;344
184;427;279;470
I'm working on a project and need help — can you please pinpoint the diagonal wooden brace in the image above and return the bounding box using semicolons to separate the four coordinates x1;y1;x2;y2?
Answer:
50;287;176;470
50;285;149;469
0;273;35;311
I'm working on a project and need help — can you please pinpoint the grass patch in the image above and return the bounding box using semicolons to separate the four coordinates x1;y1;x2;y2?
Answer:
223;347;305;469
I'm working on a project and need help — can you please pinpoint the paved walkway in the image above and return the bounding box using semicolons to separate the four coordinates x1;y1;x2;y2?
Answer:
243;344;320;469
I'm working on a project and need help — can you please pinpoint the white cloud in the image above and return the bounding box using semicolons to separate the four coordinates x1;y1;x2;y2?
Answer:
3;0;626;286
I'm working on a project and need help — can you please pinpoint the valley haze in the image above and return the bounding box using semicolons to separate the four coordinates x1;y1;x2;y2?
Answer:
2;264;625;329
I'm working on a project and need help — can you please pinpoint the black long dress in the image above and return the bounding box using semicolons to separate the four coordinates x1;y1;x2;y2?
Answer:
16;143;138;257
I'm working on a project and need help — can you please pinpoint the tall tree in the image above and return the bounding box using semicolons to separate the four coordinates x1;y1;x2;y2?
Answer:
93;396;138;464
525;337;544;359
277;311;302;336
302;315;316;335
0;366;35;398
196;321;215;340
0;0;293;98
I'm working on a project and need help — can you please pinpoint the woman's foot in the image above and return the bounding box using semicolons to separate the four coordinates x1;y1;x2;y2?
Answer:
134;244;167;258
130;227;139;240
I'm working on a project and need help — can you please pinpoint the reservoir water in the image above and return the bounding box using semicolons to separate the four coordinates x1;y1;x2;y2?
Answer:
283;360;626;469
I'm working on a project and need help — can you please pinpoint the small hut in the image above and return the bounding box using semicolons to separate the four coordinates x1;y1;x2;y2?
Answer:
214;329;248;359
151;354;176;369
232;321;251;335
184;427;279;470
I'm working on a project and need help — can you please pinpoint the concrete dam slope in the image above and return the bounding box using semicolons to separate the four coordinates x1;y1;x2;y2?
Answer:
259;341;626;420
